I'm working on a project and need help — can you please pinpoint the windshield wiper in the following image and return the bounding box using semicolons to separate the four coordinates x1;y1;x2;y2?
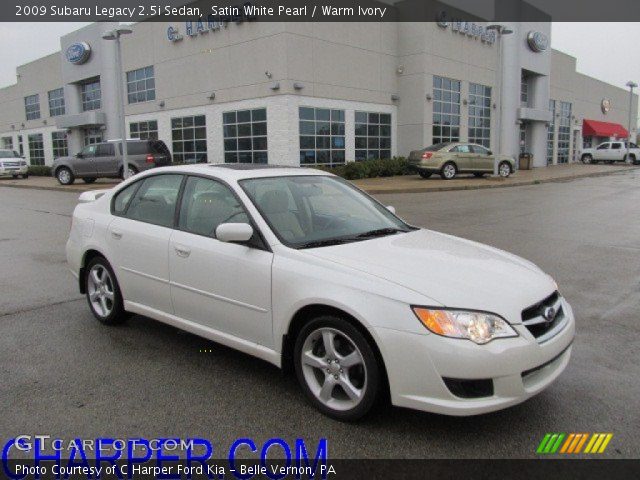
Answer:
297;238;356;249
355;228;407;239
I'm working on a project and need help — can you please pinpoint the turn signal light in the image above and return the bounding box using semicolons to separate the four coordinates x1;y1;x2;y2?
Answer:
145;154;155;163
422;152;433;160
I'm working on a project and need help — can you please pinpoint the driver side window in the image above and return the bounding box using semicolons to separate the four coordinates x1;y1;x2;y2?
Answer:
178;176;249;237
80;145;97;157
597;143;609;150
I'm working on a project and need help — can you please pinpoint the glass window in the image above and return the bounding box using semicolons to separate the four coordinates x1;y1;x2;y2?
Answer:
51;131;68;159
84;128;103;146
127;66;156;104
354;111;392;161
80;145;97;157
28;133;45;166
432;76;461;144
2;137;13;150
81;81;101;111
240;175;410;247
547;100;556;164
178;176;249;237
113;181;140;216
125;174;183;227
611;142;622;150
129;120;158;140
557;101;572;164
451;144;471;153
24;94;40;120
298;107;345;166
18;135;23;156
596;143;609;150
471;144;490;155
223;108;268;164
521;73;529;107
96;144;115;156
171;115;207;163
468;83;492;148
48;88;65;117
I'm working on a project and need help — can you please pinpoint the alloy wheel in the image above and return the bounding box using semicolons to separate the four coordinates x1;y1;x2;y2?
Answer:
443;164;456;179
499;163;511;177
300;327;367;411
58;169;71;184
87;264;115;318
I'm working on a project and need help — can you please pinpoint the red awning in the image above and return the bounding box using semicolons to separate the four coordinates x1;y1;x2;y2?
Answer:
582;119;628;139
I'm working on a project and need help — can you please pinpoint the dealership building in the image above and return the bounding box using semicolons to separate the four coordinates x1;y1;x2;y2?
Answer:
0;17;637;169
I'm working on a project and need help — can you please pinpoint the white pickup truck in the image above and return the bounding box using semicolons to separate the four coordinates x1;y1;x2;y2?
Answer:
581;141;640;165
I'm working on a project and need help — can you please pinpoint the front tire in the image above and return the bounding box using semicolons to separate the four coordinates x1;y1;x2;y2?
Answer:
581;154;593;164
440;162;457;180
84;257;128;325
56;167;74;185
294;316;381;421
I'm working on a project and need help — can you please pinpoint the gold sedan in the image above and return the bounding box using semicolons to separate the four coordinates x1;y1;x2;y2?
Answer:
408;142;516;180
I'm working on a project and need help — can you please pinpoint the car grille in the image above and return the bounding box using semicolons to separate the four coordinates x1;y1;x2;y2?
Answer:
521;291;567;343
2;161;20;168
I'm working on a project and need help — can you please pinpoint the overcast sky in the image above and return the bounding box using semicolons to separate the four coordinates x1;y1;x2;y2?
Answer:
0;22;638;93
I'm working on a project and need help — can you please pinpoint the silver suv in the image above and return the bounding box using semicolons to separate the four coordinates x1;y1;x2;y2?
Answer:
52;139;171;185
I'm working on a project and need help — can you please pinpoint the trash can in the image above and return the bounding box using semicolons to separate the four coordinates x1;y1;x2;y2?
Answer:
519;152;533;170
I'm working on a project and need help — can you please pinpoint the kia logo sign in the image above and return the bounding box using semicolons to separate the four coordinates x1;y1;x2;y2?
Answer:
527;31;549;52
65;42;91;65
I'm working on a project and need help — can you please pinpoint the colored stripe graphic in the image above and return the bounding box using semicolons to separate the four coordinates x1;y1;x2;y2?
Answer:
538;433;613;454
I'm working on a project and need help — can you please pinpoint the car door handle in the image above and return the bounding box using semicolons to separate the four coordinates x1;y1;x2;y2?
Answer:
111;230;123;240
174;245;191;258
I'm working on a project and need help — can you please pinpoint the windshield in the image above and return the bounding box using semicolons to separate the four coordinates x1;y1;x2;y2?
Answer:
240;175;413;248
0;150;19;158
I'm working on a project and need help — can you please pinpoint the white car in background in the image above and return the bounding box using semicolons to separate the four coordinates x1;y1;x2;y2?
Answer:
581;141;640;165
66;165;575;420
0;150;28;178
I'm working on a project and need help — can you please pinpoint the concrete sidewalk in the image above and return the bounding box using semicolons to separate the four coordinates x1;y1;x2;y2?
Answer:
0;163;636;195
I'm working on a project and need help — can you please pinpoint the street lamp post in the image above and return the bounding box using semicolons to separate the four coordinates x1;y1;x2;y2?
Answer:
486;24;513;176
103;27;133;178
625;81;637;164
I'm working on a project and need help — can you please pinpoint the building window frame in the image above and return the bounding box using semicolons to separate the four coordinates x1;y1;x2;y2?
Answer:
81;81;101;112
557;101;572;164
24;94;40;120
432;76;461;145
223;108;268;164
84;128;103;146
354;111;391;161
468;83;492;148
299;107;345;166
127;66;156;104
171;115;207;164
129;120;159;140
547;99;556;164
28;133;45;166
521;74;529;108
48;88;65;117
2;136;13;150
51;131;68;159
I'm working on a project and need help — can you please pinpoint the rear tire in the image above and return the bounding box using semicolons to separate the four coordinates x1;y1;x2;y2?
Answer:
84;256;128;325
498;161;512;178
56;167;74;185
418;171;432;179
440;162;457;180
82;177;97;184
294;315;381;421
120;165;138;179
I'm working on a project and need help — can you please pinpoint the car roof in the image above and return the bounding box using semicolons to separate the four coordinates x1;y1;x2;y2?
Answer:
149;163;333;181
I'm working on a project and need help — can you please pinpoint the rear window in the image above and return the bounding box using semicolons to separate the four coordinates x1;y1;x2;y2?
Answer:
424;142;452;152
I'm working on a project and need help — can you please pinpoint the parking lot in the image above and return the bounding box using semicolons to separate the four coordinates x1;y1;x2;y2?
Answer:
1;169;639;459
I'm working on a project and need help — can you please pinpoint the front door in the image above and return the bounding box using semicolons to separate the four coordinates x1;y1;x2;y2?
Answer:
74;145;98;176
470;144;494;171
169;175;273;347
106;174;184;313
593;143;610;161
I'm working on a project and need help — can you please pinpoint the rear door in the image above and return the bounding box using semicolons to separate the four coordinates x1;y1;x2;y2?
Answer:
106;173;184;313
449;144;474;171
94;143;118;175
470;144;493;171
609;142;624;161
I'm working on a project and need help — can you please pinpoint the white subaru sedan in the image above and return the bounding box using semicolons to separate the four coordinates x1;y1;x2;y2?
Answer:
66;164;574;421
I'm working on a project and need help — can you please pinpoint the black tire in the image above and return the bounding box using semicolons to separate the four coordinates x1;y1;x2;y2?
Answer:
605;160;614;165
473;172;486;178
84;256;128;325
120;165;138;179
440;162;457;180
21;174;29;179
82;177;97;184
418;171;432;179
56;167;75;185
294;315;381;422
581;154;593;164
626;154;636;164
498;161;512;178
11;175;18;179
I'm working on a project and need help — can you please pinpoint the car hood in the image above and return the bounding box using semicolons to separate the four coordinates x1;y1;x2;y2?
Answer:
305;229;555;323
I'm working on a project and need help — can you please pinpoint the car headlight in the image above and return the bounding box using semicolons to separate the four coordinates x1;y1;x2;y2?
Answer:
412;307;518;344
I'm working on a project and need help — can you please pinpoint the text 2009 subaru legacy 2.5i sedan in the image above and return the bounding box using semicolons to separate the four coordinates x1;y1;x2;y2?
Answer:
66;164;574;421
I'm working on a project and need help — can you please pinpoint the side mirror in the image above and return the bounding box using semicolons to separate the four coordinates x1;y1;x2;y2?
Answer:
386;206;396;214
216;223;253;243
487;150;493;155
76;153;83;158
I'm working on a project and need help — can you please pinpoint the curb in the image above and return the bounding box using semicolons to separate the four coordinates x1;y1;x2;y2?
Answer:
357;167;638;195
1;166;636;196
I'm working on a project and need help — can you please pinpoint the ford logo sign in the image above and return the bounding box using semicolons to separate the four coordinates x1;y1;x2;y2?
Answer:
65;42;91;65
527;31;549;53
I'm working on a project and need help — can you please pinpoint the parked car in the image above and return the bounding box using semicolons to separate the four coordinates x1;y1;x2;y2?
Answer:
580;141;640;165
67;165;574;421
408;142;515;180
52;139;171;185
0;149;28;179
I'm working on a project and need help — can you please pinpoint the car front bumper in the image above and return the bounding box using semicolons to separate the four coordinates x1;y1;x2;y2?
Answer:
0;165;28;176
375;298;575;416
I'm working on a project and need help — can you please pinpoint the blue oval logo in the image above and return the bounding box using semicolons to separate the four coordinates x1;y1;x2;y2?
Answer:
65;42;91;65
